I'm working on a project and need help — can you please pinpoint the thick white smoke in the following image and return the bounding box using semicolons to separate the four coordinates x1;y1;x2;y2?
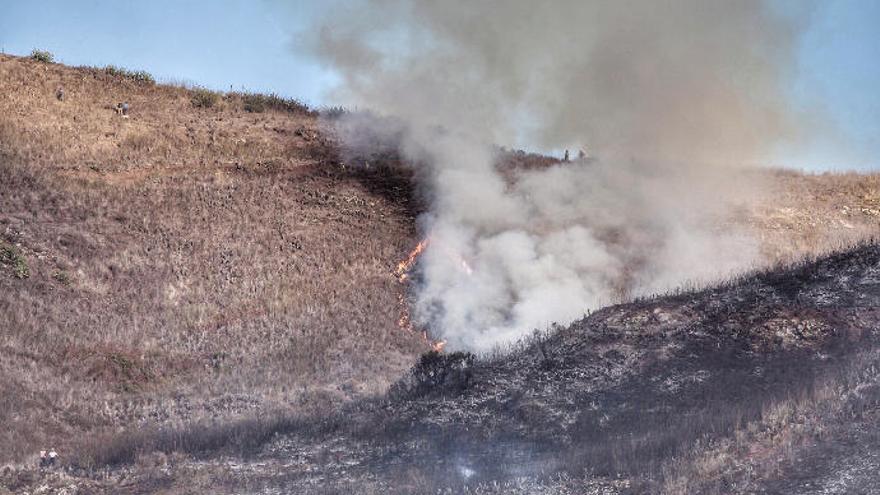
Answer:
309;0;808;351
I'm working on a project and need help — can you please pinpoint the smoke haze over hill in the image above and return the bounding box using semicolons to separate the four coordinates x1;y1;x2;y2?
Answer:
310;0;815;350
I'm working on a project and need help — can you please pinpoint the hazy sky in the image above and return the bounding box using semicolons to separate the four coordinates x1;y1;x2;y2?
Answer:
0;0;877;170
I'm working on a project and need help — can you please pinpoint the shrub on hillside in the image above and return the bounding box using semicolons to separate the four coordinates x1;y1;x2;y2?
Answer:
235;92;310;114
53;270;72;286
30;49;54;63
191;87;220;108
103;65;155;85
129;70;155;84
392;350;475;398
0;242;29;279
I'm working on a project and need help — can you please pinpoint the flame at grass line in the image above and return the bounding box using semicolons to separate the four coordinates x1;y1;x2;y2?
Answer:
395;238;429;283
395;238;447;353
395;238;473;282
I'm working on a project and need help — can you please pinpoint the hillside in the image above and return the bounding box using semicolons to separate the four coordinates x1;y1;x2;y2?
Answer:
0;53;428;464
1;53;880;493
12;243;880;494
242;244;880;494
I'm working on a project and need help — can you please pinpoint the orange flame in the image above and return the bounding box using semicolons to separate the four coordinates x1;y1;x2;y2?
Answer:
395;238;447;351
394;238;470;353
395;238;429;283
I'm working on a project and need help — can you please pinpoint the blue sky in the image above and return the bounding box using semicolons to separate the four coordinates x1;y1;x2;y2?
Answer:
0;0;337;105
787;0;880;170
0;0;878;171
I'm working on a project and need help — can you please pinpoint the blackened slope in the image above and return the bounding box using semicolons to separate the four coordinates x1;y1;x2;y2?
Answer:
227;243;880;494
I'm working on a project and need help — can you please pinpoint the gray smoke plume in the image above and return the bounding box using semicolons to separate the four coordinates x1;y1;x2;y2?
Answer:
309;0;807;351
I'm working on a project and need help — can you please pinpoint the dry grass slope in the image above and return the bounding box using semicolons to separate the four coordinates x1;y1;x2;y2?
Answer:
0;53;427;465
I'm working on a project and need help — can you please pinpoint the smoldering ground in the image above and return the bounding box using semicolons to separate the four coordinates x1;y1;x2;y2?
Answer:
306;0;818;351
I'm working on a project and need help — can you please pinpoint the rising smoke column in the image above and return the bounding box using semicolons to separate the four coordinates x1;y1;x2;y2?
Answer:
309;0;810;351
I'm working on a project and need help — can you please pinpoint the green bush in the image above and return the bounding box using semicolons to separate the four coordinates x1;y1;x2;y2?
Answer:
191;87;220;108
235;92;310;114
0;243;30;279
129;70;156;85
30;49;54;63
103;65;155;85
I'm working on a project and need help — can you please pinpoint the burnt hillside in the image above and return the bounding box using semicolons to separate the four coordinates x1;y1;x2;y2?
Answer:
251;243;880;494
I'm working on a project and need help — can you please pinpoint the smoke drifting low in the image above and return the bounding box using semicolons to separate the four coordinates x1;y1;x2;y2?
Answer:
311;0;808;351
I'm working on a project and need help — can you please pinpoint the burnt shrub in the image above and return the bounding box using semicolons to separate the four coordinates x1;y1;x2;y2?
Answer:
393;351;475;398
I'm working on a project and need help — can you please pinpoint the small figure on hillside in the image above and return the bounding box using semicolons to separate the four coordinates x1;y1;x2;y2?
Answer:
563;149;570;162
578;149;586;160
56;86;65;101
38;449;57;468
115;102;130;118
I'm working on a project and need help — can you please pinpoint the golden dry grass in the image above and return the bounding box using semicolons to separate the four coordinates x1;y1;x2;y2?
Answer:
746;169;880;262
0;53;427;463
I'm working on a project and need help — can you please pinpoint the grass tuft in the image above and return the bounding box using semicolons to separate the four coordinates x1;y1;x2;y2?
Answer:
0;242;29;279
